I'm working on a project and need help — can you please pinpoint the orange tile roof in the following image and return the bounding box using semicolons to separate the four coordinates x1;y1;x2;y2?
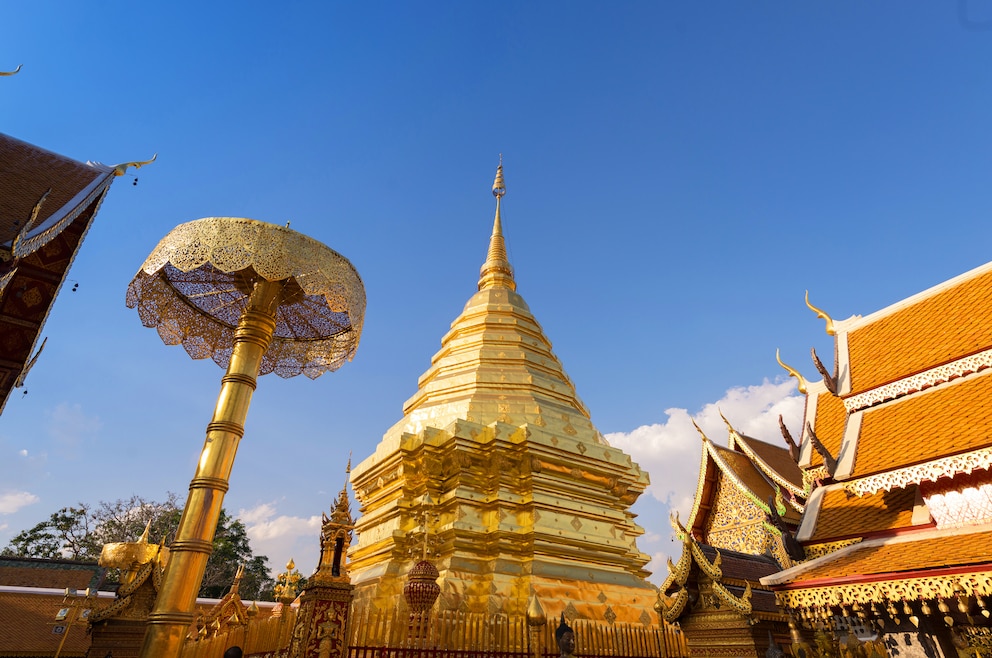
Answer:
847;268;992;395
854;372;992;478
809;391;846;468
790;528;992;584
808;486;920;543
0;590;105;656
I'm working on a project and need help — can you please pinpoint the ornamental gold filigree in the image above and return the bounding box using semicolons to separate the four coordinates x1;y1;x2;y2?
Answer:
711;580;752;616
705;478;774;556
801;538;862;561
775;571;992;610
844;351;992;413
844;447;992;496
126;217;366;379
13;175;113;259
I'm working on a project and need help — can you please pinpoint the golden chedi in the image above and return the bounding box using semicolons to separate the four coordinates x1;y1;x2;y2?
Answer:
349;163;655;622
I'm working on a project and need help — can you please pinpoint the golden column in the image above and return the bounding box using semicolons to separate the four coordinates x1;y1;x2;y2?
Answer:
125;218;365;658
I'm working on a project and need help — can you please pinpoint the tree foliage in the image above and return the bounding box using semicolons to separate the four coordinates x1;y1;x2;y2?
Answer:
2;494;274;600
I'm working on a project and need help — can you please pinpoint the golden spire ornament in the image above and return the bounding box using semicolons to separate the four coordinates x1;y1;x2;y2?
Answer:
127;217;365;658
479;156;514;291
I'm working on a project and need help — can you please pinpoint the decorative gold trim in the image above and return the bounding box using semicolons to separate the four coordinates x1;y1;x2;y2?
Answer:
844;349;992;412
774;570;992;610
712;580;752;616
702;437;776;515
843;446;992;496
685;441;713;533
111;153;158;176
722;414;806;500
691;542;723;581
659;587;688;623
801;538;862;561
12;175;113;259
802;466;828;493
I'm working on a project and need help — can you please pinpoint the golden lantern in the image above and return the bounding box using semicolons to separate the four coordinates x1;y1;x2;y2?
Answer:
127;217;365;658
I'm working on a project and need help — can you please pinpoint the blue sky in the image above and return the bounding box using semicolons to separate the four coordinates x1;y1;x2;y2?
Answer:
3;3;992;583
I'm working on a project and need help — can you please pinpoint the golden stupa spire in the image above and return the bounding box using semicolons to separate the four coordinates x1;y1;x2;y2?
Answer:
478;156;516;291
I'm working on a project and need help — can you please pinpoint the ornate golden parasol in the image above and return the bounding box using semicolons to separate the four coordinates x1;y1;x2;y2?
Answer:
127;217;365;658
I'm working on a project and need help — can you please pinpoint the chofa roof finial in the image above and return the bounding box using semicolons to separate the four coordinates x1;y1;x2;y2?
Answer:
805;290;836;336
776;349;808;395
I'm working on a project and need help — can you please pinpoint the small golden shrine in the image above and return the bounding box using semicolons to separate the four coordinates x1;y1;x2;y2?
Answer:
349;163;656;622
658;417;805;657
760;275;992;657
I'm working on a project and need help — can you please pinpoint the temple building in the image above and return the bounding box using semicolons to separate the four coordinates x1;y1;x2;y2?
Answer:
0;130;152;413
658;417;804;657
752;270;992;657
348;164;657;623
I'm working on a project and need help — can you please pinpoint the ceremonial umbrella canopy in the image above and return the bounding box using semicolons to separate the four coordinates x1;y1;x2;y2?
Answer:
126;216;365;378
125;217;365;658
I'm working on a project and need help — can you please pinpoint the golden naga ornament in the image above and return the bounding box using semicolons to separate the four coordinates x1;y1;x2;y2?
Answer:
129;217;365;658
804;290;836;336
776;349;808;395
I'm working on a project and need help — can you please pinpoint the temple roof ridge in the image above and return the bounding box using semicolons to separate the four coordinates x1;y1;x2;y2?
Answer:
719;413;805;499
687;420;799;532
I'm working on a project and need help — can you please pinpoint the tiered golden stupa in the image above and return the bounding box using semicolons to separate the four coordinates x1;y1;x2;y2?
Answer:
349;163;655;622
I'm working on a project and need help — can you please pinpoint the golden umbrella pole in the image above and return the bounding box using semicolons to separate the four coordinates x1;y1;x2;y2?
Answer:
126;218;365;658
139;279;281;655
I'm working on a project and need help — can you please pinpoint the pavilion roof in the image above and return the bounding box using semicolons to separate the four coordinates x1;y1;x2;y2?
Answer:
799;484;925;544
765;525;992;589
845;263;992;396
0;133;118;413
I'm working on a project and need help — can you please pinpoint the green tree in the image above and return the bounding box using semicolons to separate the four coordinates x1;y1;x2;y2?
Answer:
3;505;93;559
2;496;275;600
198;509;274;600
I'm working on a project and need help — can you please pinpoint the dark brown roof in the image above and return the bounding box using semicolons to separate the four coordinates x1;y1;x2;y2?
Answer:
0;133;107;247
737;435;803;490
0;133;116;413
0;557;106;591
697;544;783;582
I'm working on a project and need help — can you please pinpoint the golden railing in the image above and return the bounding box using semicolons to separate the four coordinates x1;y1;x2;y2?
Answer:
178;607;298;658
348;607;689;658
177;605;689;658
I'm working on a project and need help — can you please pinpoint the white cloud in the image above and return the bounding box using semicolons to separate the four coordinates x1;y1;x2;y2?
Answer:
18;449;27;457
0;490;40;514
606;378;804;518
237;503;323;576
